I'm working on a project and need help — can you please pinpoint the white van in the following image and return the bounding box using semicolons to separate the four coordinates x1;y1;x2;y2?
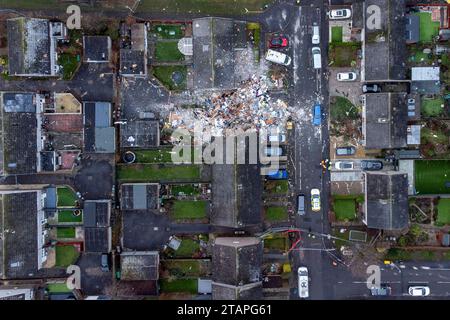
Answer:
312;25;320;44
312;47;321;69
265;49;292;66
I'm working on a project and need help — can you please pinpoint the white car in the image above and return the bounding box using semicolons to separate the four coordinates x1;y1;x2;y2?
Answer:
268;134;286;143
312;25;320;44
337;72;357;81
329;9;352;19
311;189;321;212
408;286;430;297
263;146;283;156
335;161;354;170
298;267;309;298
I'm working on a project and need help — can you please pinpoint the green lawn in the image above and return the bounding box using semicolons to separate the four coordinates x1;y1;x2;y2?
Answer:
415;160;450;194
266;180;289;194
421;128;450;158
58;210;82;223
152;66;187;90
330;96;359;122
161;260;201;277
47;283;72;293
437;199;450;225
171;184;201;196
265;206;288;222
117;164;201;181
57;187;77;207
332;194;365;203
415;12;440;42
421;98;445;117
329;42;360;67
173;239;201;258
58;53;79;80
385;248;450;262
57;227;76;238
331;26;343;43
172;200;207;220
160;278;198;293
134;149;175;163
409;49;433;64
333;199;356;221
55;245;80;267
155;41;185;62
264;237;287;251
151;24;184;39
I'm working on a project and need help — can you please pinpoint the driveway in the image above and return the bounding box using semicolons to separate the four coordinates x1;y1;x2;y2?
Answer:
329;67;362;107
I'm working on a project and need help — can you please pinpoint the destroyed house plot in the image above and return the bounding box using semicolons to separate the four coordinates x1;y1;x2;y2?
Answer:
0;92;39;175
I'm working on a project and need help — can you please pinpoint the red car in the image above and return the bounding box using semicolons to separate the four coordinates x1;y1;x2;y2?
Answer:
269;36;288;48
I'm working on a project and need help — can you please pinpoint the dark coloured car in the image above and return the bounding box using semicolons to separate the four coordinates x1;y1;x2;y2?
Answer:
362;84;381;93
336;146;356;156
361;160;383;171
269;36;289;48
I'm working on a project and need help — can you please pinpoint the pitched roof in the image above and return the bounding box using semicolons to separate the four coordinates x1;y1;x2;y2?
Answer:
212;282;262;300
83;102;115;153
120;49;146;77
120;251;159;281
120;120;160;148
363;0;407;81
364;172;409;230
7;18;52;76
363;93;408;149
83;200;111;227
212;237;262;286
83;36;112;63
120;183;159;210
84;227;111;253
1;92;38;175
0;191;39;279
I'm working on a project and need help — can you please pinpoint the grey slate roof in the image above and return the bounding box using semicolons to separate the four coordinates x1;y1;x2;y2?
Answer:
120;49;146;76
364;172;409;230
84;227;111;253
120;251;159;281
83;36;112;63
120;183;159;210
212;237;263;286
1;92;38;175
84;200;111;228
7;18;52;76
83;102;115;153
192;17;246;89
212;282;263;300
363;93;407;149
120;120;160;148
363;0;407;81
0;191;39;279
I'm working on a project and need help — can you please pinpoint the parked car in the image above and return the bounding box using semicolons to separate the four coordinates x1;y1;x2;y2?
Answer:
266;49;292;66
267;169;288;180
312;24;320;44
269;36;289;48
310;188;321;212
337;72;357;81
101;253;110;272
361;160;383;171
268;133;286;143
297;194;306;216
408;286;430;297
312;47;322;69
371;284;392;296
336;146;356;156
335;161;354;170
312;104;321;126
263;146;283;156
362;84;381;93
298;267;309;298
329;9;352;19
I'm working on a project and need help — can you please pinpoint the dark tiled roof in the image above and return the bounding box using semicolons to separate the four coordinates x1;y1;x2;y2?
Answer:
83;102;115;153
120;120;160;148
84;227;111;253
0;191;39;279
406;14;420;43
83;200;110;228
120;49;146;76
212;282;262;300
363;0;407;81
363;93;407;149
212;237;262;286
365;172;409;230
1;93;38;174
120;183;159;210
83;36;111;63
7;18;51;76
120;252;159;281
